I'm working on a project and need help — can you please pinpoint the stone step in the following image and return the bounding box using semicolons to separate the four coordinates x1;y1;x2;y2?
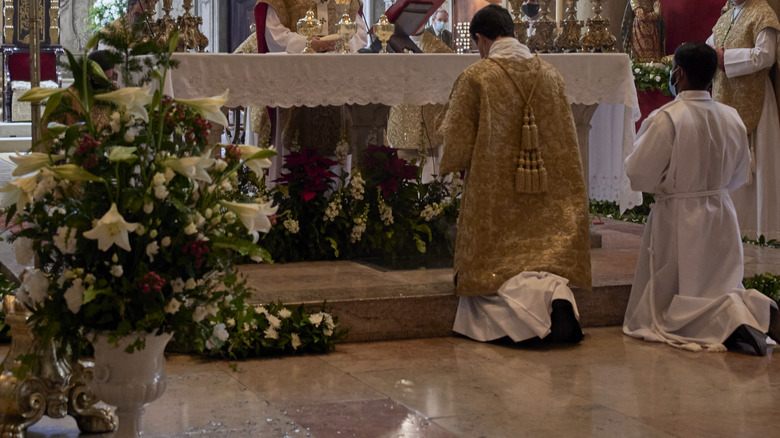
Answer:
239;259;633;342
0;137;32;153
0;122;32;138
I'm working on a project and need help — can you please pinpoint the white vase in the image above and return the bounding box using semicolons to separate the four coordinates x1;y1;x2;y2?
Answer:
89;331;173;438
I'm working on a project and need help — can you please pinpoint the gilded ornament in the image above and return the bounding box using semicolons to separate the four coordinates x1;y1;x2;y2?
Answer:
554;0;582;52
581;0;617;53
527;0;555;53
507;0;529;45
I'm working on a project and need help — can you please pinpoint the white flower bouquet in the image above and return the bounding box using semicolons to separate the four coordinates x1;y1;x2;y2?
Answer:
1;32;276;356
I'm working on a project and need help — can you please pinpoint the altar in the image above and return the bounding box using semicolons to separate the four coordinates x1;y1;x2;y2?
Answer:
168;52;642;211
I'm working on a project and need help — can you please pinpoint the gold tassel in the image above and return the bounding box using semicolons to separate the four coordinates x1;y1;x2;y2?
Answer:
522;108;531;150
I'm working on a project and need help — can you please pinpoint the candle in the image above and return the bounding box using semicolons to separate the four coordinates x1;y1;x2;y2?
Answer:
556;0;563;24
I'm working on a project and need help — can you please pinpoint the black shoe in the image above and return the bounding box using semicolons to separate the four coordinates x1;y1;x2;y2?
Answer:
768;305;780;344
544;299;584;344
724;324;768;356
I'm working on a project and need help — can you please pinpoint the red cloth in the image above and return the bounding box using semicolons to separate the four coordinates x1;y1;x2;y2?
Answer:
254;3;271;54
636;89;673;131
8;52;58;82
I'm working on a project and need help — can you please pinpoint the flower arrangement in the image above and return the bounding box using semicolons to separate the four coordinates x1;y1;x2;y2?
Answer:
631;61;672;96
88;0;126;33
1;30;277;357
259;142;460;267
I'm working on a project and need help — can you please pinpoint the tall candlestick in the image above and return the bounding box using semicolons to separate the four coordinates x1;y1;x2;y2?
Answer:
556;0;563;25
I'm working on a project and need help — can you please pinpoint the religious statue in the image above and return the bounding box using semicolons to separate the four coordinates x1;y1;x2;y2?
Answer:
620;0;666;62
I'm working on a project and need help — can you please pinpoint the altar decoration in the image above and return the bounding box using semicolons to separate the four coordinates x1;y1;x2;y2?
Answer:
259;143;460;267
527;0;556;53
297;9;323;54
554;0;582;53
581;0;617;53
632;61;670;95
89;0;125;32
373;14;395;54
507;0;529;46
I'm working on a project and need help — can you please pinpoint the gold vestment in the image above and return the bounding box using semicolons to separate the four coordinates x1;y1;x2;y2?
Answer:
712;0;780;132
438;56;591;296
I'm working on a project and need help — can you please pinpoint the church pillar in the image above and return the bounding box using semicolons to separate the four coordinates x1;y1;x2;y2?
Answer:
59;0;91;54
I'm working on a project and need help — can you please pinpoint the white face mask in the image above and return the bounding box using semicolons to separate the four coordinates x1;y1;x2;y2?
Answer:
434;21;446;33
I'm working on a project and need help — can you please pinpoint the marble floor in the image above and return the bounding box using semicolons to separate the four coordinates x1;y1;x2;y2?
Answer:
17;326;780;438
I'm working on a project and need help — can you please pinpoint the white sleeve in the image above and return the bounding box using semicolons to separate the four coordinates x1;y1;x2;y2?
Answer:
723;28;777;78
265;7;308;54
625;111;675;193
706;33;715;47
349;13;369;52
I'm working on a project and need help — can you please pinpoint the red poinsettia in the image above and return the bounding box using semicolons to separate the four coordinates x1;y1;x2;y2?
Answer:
274;148;338;202
363;145;417;197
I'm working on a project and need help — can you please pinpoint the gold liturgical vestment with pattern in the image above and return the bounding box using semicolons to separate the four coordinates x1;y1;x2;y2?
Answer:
256;0;362;153
712;0;780;132
438;57;591;296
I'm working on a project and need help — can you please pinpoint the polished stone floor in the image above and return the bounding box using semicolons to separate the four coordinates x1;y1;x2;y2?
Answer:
16;326;780;438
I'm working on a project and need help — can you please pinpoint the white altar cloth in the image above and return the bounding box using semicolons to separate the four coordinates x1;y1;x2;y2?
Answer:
168;53;642;210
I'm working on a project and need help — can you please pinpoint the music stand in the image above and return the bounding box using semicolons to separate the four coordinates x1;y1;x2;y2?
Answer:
369;0;446;53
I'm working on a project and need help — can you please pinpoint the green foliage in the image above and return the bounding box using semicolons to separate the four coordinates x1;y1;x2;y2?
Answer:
632;61;672;95
742;235;780;248
743;273;780;303
589;194;654;224
88;0;125;33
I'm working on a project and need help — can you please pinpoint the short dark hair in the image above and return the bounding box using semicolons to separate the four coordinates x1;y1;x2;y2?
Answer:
127;0;144;10
469;5;514;41
88;50;117;72
673;42;718;89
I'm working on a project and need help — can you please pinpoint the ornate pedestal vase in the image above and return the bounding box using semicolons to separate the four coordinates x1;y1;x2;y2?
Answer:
89;332;173;438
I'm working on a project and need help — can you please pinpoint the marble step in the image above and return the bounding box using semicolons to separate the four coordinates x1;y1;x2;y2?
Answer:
239;259;634;342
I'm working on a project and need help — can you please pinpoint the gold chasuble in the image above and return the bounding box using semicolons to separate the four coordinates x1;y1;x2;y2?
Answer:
256;0;362;153
386;32;452;155
712;0;780;132
438;56;591;297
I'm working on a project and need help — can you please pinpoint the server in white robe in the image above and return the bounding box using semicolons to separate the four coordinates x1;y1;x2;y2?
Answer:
707;0;780;241
623;42;780;356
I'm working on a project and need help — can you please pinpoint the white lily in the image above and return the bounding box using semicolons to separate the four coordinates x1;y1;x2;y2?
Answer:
164;156;215;183
219;200;278;233
82;203;140;252
236;145;274;178
10;152;64;177
95;83;154;122
175;90;229;127
0;172;39;211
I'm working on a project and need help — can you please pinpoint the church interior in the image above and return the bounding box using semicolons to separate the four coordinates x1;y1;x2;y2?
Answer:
0;0;779;436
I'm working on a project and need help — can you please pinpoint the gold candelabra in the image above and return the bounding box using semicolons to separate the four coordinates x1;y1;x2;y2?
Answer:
507;0;529;45
297;9;323;53
527;0;555;53
373;13;394;53
580;0;616;52
554;0;582;52
177;0;209;52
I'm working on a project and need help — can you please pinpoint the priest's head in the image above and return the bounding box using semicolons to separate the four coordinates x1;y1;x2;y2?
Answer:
127;0;147;26
470;5;515;58
670;42;718;94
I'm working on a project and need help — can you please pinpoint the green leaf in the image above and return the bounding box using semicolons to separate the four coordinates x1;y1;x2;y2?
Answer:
82;286;111;305
325;237;339;258
18;87;65;103
169;31;181;54
41;92;63;124
50;164;104;182
45;122;69;137
245;149;277;161
86;32;101;51
108;147;139;163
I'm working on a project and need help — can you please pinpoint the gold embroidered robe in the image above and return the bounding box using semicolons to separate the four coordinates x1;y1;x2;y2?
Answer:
256;0;362;154
630;0;665;62
438;57;591;296
386;32;452;158
712;0;780;132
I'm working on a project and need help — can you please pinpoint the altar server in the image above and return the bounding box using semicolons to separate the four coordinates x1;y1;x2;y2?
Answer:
438;5;590;344
623;42;780;356
707;0;780;241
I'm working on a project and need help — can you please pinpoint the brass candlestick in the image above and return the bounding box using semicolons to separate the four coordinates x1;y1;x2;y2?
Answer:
580;0;616;52
527;0;555;53
297;9;323;53
157;0;177;45
335;0;356;53
177;0;209;52
373;14;395;53
554;0;582;52
508;0;529;45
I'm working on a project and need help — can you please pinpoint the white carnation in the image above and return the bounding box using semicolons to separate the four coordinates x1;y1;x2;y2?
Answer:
64;279;85;314
164;298;181;314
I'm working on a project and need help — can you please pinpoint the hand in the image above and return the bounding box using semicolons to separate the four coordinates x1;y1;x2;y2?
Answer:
715;46;725;70
653;1;662;15
311;37;336;53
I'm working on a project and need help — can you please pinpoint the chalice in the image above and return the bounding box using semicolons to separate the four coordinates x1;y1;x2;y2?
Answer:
335;0;357;53
373;14;395;53
297;9;323;53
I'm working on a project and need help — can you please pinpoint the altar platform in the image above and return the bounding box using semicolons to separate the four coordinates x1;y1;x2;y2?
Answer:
238;219;780;342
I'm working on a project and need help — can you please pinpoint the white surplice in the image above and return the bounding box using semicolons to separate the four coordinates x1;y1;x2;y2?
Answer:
264;6;369;53
451;38;581;343
707;24;780;241
623;90;776;351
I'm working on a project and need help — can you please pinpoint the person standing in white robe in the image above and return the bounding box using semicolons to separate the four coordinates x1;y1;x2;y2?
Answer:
623;42;780;356
706;0;780;241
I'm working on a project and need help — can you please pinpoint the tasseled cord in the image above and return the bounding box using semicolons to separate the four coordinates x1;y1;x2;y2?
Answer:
492;56;548;194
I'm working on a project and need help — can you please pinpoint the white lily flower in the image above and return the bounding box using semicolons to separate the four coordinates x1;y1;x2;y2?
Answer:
164;156;215;183
236;145;274;178
219;200;278;233
0;172;39;211
10;152;64;177
95;83;154;122
175;90;229;127
82;203;140;252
